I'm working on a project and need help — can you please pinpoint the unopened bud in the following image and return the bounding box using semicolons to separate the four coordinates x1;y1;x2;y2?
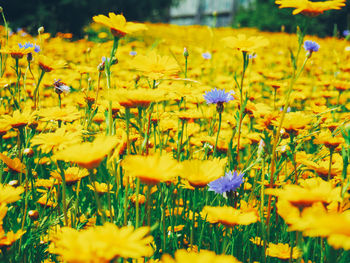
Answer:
28;210;39;221
23;148;34;157
183;47;189;58
38;26;44;34
0;7;3;13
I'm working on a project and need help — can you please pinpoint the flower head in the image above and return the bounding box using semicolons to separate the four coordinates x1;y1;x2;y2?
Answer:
208;170;244;195
275;0;346;16
93;13;147;38
222;34;269;53
304;40;320;53
304;40;320;58
202;52;212;60
18;42;40;53
204;88;234;105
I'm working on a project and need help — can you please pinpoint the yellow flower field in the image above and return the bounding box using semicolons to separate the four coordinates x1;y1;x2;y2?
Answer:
0;2;349;262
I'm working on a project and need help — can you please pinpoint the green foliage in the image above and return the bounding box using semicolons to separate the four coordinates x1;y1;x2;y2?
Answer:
2;0;174;37
234;0;350;37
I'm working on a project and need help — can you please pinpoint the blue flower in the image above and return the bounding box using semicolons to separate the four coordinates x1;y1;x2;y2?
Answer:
202;52;212;60
343;30;350;37
18;42;40;53
208;170;244;195
203;88;234;105
303;40;320;53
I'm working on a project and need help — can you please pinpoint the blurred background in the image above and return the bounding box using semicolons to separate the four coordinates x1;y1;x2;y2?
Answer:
2;0;350;38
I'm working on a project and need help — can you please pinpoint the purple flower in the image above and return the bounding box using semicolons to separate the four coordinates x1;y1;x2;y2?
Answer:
208;170;244;195
203;88;234;105
129;50;137;56
303;40;320;54
343;30;350;37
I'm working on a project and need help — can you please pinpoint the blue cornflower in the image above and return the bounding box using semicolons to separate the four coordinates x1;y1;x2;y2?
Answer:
129;50;137;56
303;40;319;58
18;42;40;53
202;52;212;60
208;170;244;195
204;88;234;105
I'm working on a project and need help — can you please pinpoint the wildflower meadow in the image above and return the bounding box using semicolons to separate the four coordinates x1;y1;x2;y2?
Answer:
0;1;350;262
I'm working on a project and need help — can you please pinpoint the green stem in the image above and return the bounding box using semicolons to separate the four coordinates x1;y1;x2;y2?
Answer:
135;178;140;228
213;112;222;157
33;69;45;110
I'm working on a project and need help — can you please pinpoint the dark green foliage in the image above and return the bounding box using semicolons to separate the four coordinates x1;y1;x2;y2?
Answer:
1;0;174;37
234;0;350;37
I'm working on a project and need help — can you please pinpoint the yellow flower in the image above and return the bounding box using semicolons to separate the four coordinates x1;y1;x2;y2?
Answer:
266;178;341;209
0;153;26;173
222;34;269;53
39;106;81;122
0;184;24;204
272;111;313;135
38;55;66;72
161;249;241;263
266;243;302;260
122;154;180;185
179;158;226;187
50;167;89;185
87;182;114;194
107;88;165;108
313;130;344;149
131;51;179;80
0;109;34;129
93;13;147;38
0;229;26;248
54;136;119;169
49;223;154;262
31;127;82;154
201;206;258;227
275;0;346;16
0;45;34;59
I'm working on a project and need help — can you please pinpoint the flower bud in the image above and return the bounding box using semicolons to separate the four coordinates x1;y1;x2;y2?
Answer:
183;47;189;58
38;26;44;34
28;210;39;221
23;148;34;157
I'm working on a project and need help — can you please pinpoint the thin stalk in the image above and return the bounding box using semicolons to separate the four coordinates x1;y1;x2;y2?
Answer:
327;148;334;181
33;69;45;110
266;57;308;228
236;52;249;167
213;112;222;157
135;178;140;228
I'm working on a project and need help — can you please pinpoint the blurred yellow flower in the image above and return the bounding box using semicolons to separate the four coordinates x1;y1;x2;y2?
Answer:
266;243;301;260
0;153;26;173
122;154;180;185
31;127;82;154
38;55;66;72
179;158;226;187
266;178;341;209
132;51;179;80
161;249;242;263
201;206;258;227
0;184;24;204
54;136;119;169
49;223;154;262
275;0;346;16
222;34;269;53
93;13;147;38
